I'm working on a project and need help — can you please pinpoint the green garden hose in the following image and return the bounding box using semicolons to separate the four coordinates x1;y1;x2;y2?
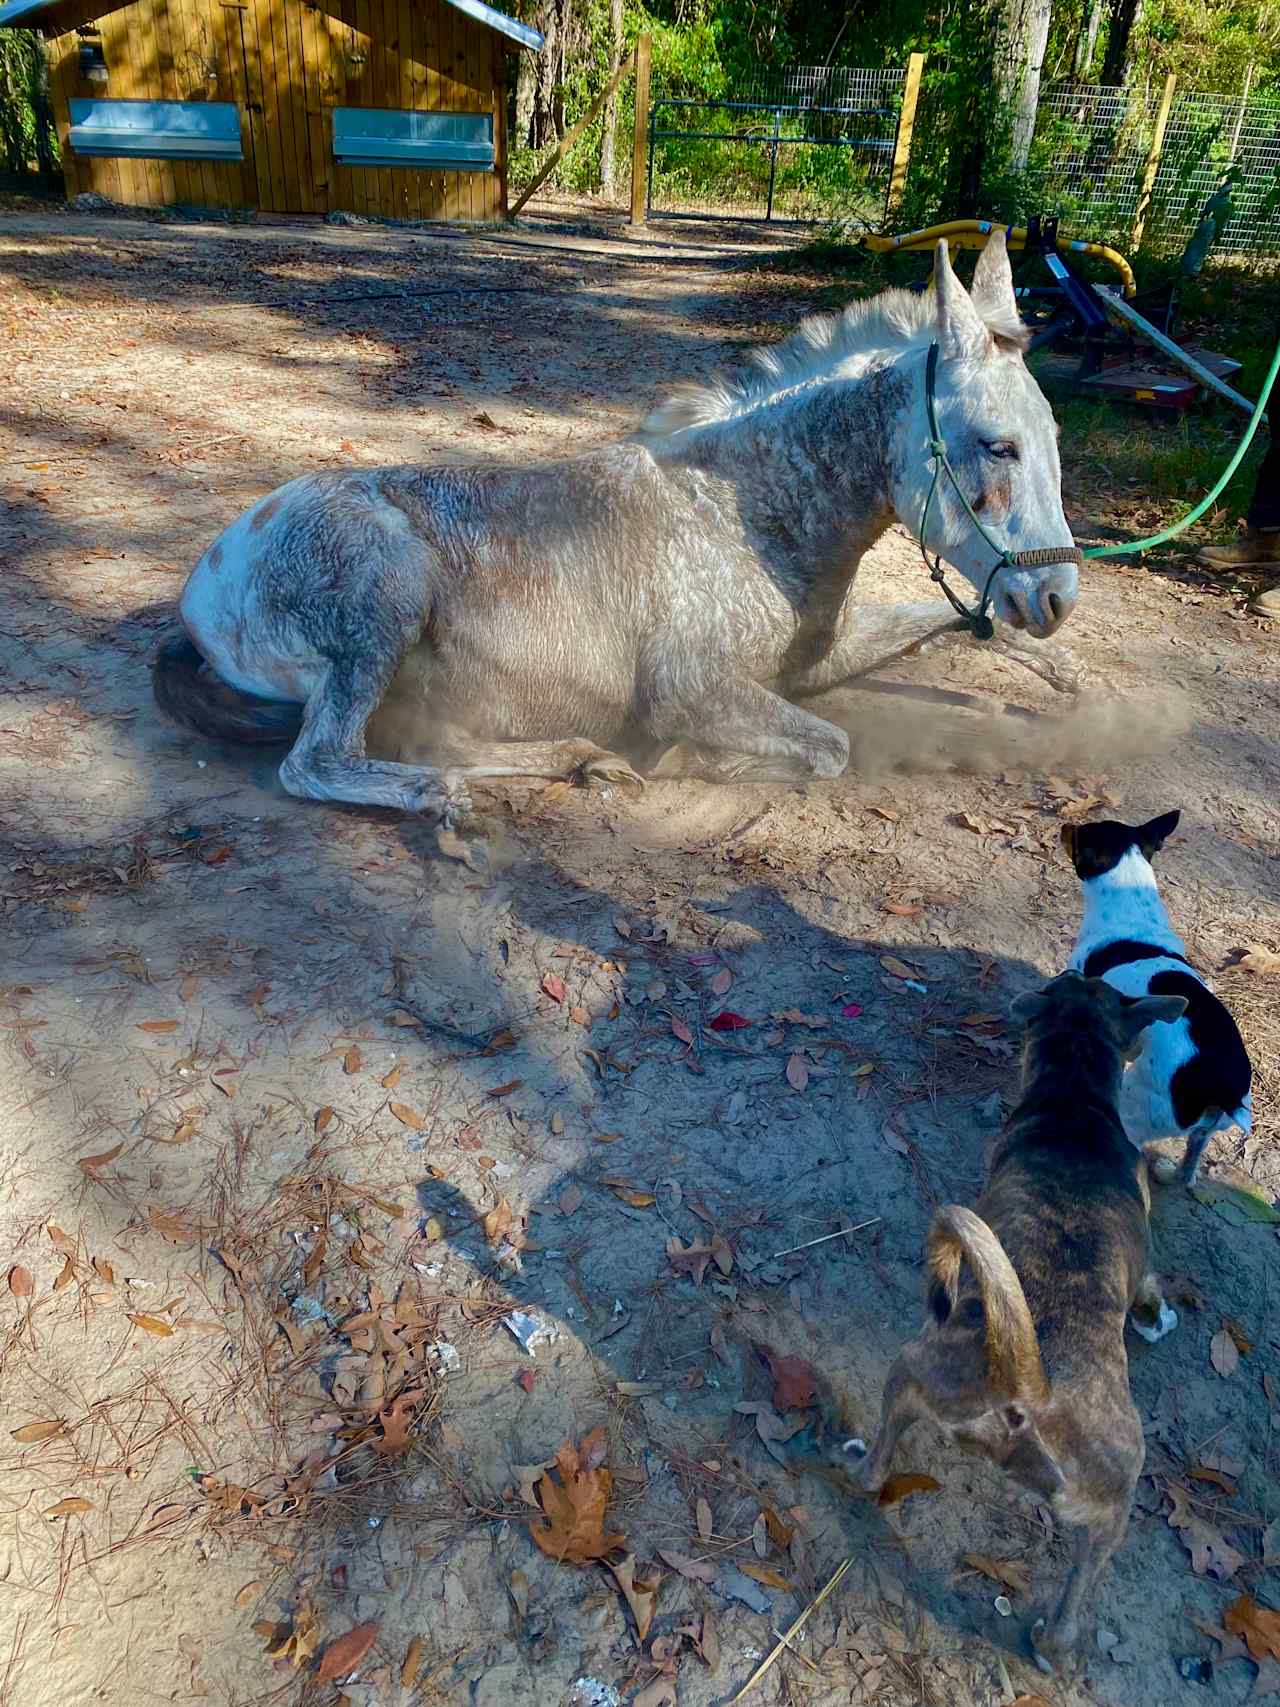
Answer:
1082;337;1280;560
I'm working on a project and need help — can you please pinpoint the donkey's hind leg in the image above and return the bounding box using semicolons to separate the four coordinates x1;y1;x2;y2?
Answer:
280;659;469;820
655;678;849;782
439;738;645;793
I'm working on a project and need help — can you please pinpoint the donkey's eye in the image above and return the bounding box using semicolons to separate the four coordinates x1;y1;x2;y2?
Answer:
983;440;1019;461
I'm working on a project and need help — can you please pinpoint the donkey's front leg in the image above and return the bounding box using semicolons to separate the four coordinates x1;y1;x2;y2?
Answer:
654;678;849;782
786;601;1095;698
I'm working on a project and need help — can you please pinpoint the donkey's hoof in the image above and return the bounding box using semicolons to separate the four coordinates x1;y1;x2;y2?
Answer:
575;753;645;796
1131;1302;1178;1344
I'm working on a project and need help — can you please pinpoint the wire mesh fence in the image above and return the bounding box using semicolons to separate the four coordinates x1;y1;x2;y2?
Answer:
1025;81;1280;256
646;65;905;223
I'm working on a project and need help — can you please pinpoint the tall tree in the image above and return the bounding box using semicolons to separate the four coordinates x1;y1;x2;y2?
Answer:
996;0;1054;169
1100;0;1143;85
598;0;624;192
1073;0;1106;77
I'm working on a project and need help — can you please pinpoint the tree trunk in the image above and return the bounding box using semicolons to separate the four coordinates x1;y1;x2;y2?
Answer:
531;0;560;148
1100;0;1143;87
516;51;535;149
598;0;623;193
995;0;1053;172
1073;0;1105;79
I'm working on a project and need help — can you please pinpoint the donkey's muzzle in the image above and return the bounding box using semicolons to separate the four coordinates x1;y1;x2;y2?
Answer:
997;558;1079;638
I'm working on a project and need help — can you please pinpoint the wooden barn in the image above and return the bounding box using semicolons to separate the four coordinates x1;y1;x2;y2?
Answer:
0;0;542;219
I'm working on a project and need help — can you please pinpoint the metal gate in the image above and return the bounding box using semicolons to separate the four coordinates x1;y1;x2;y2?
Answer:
645;65;907;224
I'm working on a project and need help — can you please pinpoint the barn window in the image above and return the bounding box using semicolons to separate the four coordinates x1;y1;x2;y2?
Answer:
68;99;243;161
332;109;494;172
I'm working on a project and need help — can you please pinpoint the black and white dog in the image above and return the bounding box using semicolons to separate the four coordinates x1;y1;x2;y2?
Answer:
1062;811;1252;1184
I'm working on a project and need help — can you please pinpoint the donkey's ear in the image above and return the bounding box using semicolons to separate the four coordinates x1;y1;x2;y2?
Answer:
969;227;1025;348
933;238;991;360
1138;809;1180;859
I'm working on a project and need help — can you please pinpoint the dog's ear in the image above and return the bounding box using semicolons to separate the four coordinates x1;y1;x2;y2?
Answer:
1137;809;1180;859
1117;992;1188;1049
1010;989;1049;1025
1060;823;1078;865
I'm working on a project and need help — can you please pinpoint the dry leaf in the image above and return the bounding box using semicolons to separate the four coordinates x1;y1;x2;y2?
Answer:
879;955;918;980
762;1347;817;1411
559;1184;583;1216
7;1265;32;1297
400;1637;424;1690
137;1019;179;1034
381;1064;402;1090
671;1016;694;1046
612;1188;655;1208
11;1419;65;1443
343;1045;362;1075
542;972;567;1003
128;1313;175;1337
78;1143;123;1172
1225;1595;1280;1662
314;1106;335;1134
234;1581;264;1608
877;1472;941;1508
607;1553;662;1642
961;1553;1031;1595
53;1255;75;1290
710;968;733;996
1232;944;1280;976
44;1497;93;1517
488;1079;522;1098
47;1225;76;1255
388;1009;419;1027
530;1429;624;1564
785;1052;808;1092
740;1562;795;1591
632;1679;677;1707
1211;1327;1240;1378
315;1621;379;1685
92;1257;114;1284
656;1548;717;1583
1166;1482;1246;1579
695;1497;713;1541
667;1237;712;1285
481;1198;514;1245
389;1102;426;1132
372;1390;423;1458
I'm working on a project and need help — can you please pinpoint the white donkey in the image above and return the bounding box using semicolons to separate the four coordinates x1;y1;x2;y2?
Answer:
155;233;1081;819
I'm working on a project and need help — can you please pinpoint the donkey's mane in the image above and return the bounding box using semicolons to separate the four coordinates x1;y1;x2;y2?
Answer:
642;284;1021;439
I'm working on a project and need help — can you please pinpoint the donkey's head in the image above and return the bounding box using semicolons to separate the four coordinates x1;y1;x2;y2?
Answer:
889;234;1078;639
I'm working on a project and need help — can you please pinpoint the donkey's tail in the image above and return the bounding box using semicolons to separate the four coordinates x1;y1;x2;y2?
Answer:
153;631;304;747
927;1205;1049;1403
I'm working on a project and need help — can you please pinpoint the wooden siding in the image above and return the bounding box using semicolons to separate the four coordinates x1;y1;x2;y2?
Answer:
46;0;505;218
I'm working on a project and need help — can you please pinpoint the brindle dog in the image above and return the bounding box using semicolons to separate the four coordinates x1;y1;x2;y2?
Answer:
843;971;1185;1672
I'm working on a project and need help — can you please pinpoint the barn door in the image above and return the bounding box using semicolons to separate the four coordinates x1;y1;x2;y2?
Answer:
235;0;333;212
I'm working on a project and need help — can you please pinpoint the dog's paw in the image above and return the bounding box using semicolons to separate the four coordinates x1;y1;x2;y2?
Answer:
1151;1153;1180;1186
1131;1302;1178;1343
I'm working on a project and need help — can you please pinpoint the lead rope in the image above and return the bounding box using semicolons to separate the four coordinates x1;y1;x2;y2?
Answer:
920;340;1083;643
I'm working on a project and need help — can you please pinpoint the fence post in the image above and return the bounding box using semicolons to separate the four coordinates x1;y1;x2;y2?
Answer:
629;32;652;226
1130;71;1177;252
884;51;925;229
765;107;782;221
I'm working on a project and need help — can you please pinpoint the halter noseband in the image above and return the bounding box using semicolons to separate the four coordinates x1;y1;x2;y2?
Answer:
919;340;1085;642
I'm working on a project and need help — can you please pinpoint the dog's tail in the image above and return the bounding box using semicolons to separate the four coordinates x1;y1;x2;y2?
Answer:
928;1205;1049;1403
153;631;304;747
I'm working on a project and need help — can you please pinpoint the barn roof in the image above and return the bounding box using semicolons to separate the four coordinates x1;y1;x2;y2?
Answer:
0;0;543;48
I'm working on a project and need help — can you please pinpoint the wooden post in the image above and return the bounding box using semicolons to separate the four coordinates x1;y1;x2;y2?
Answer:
509;47;636;220
1130;71;1177;251
883;52;925;230
629;31;652;226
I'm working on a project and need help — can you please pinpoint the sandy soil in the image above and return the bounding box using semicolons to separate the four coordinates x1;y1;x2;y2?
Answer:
1;209;1279;1707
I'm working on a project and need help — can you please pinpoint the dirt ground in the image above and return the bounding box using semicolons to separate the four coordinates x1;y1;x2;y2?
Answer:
2;208;1280;1707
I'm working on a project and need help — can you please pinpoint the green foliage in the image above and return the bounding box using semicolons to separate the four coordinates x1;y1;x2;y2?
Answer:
0;29;57;178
